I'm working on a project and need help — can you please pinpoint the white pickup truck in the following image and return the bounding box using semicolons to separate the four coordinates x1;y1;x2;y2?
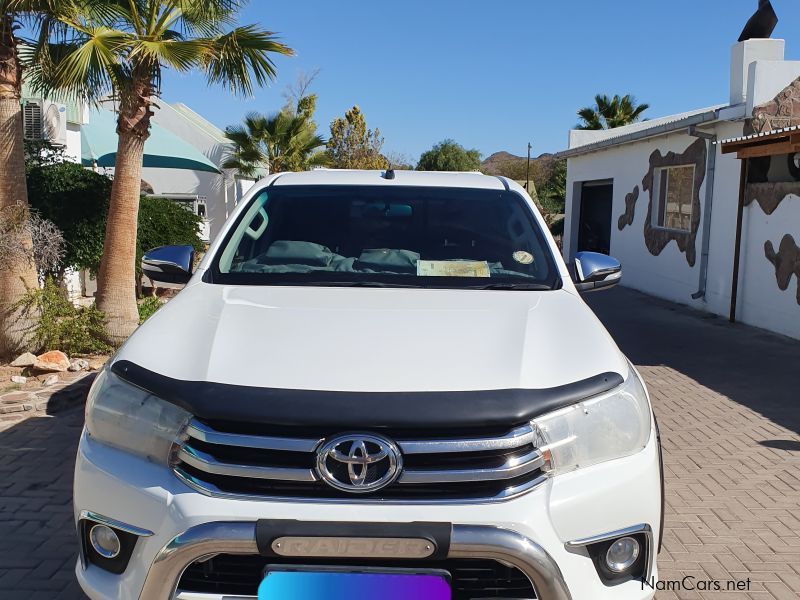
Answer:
74;169;662;600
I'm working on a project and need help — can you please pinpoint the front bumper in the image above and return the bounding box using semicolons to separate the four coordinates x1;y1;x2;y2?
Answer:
137;521;572;599
74;430;661;600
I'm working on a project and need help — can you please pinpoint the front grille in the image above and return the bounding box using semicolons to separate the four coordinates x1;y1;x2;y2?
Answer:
178;555;537;599
172;418;547;501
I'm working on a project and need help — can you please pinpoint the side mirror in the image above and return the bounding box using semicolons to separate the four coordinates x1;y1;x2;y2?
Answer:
573;251;622;293
142;245;194;285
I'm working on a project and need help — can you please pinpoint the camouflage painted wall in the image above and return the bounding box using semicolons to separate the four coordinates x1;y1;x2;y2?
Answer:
617;138;707;266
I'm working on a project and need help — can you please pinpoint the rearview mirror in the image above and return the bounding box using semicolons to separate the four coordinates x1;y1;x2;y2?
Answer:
573;251;621;292
142;245;194;285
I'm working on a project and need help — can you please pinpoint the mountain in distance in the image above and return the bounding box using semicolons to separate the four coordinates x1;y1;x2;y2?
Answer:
481;150;558;184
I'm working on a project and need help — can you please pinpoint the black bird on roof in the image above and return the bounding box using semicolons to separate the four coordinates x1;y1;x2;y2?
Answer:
739;0;779;42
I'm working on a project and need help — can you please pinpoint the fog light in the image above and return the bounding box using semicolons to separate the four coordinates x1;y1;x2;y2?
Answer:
89;524;121;559
605;536;640;573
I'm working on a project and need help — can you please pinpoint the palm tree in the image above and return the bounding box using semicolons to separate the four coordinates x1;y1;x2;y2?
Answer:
0;0;75;357
224;94;328;175
30;1;293;343
576;94;649;130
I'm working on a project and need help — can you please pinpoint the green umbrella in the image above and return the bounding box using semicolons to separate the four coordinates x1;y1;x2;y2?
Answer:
81;108;221;174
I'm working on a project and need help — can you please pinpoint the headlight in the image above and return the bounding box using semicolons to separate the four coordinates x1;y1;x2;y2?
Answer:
85;368;190;463
532;366;651;475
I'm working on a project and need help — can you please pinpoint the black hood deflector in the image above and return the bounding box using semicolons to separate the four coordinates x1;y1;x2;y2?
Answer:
111;360;624;429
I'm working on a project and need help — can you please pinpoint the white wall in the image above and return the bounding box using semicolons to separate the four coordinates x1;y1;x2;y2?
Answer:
746;59;800;113
738;185;800;340
730;39;785;105
63;123;84;298
65;123;81;163
564;123;743;317
564;119;800;340
699;121;745;319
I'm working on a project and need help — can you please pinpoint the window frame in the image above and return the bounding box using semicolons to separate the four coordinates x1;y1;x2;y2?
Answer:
652;164;696;233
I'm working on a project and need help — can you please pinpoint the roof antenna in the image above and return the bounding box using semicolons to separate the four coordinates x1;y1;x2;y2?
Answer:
383;166;396;180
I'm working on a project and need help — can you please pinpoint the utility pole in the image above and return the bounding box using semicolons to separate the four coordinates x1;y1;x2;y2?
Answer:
526;142;532;191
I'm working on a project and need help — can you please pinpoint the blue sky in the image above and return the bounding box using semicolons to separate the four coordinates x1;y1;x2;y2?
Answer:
161;0;800;162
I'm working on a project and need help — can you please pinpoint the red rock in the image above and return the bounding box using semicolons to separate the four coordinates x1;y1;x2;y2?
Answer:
33;350;70;373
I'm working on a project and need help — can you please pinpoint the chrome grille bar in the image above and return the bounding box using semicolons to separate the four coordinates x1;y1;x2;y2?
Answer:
399;449;545;484
186;420;321;453
177;446;317;482
397;424;537;454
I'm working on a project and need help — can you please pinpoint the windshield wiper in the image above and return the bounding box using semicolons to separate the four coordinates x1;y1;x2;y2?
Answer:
466;282;554;291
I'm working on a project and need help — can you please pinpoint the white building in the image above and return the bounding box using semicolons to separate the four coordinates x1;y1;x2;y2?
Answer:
558;38;800;341
150;101;258;241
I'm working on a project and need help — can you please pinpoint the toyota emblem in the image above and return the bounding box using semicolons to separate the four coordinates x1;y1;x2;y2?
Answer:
315;434;402;493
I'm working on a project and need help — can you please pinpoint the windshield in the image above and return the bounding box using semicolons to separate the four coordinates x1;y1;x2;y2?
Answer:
211;185;560;289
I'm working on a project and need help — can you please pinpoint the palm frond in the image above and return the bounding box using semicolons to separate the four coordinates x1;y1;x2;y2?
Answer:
26;26;130;102
173;0;239;36
202;25;293;96
129;37;204;71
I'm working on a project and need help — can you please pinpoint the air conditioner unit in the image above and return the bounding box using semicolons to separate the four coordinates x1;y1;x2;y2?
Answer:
22;99;68;146
22;99;43;140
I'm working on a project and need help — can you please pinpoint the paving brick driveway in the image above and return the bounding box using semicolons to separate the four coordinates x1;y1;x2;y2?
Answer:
0;287;798;599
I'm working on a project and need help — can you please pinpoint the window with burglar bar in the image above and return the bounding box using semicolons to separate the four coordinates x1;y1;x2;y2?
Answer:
654;165;695;231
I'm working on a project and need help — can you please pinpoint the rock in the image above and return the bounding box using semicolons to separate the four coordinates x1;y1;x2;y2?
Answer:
10;352;37;367
68;358;90;372
87;357;108;371
33;350;70;373
41;374;60;386
10;375;27;385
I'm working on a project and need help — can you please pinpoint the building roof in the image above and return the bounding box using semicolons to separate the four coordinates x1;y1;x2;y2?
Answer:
719;124;800;159
556;103;743;159
156;101;268;178
718;124;800;145
169;102;230;145
81;108;221;173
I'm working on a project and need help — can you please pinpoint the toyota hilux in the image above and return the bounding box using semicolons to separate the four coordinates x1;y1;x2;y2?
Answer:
74;169;662;600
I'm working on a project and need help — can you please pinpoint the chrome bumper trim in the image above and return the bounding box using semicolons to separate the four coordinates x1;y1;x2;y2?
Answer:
138;522;573;600
78;510;155;537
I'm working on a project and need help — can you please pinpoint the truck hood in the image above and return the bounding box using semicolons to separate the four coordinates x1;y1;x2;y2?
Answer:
115;284;628;393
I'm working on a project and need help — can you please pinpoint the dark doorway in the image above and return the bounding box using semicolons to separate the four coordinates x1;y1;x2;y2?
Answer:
578;181;613;255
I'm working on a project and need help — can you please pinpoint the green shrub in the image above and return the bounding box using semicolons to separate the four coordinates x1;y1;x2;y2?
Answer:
27;164;203;288
15;278;112;355
138;296;163;324
26;162;111;274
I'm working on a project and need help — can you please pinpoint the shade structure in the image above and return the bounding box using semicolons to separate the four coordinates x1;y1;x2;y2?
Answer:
81;108;221;174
